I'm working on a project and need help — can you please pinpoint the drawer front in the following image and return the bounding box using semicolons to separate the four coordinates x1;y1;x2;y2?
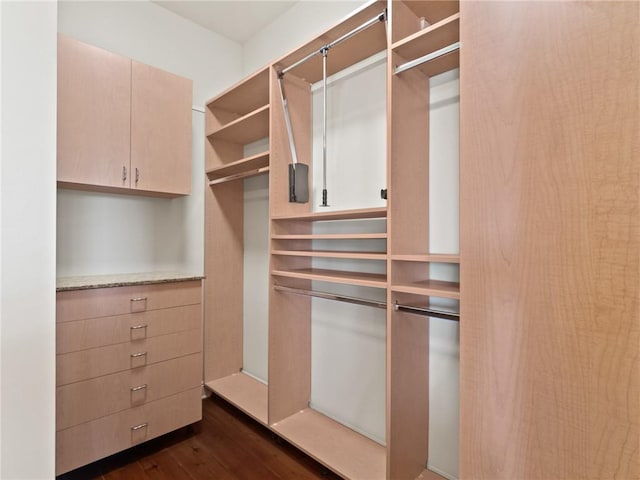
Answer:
57;353;202;430
56;387;202;475
57;303;201;354
57;280;201;323
57;328;201;386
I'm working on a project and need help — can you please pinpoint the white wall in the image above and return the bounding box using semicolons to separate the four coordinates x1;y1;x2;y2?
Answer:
57;1;244;277
0;1;57;478
243;0;366;75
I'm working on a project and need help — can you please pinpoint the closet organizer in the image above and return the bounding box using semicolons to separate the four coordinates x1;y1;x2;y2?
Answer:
204;1;461;479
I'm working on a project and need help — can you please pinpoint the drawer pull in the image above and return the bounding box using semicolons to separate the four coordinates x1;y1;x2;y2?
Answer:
130;352;148;358
130;422;148;431
130;297;148;302
130;384;148;392
130;324;148;330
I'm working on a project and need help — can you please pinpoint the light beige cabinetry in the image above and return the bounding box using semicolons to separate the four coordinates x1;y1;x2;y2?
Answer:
57;34;192;197
203;1;638;480
55;280;203;475
57;34;131;189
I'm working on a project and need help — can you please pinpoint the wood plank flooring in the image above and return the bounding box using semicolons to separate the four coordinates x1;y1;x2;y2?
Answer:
58;394;342;480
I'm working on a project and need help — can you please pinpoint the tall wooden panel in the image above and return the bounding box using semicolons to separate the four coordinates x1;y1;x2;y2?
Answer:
460;2;639;479
57;34;131;188
131;61;192;195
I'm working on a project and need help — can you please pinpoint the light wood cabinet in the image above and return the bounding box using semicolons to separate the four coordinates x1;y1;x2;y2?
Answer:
57;34;131;189
57;35;192;197
131;61;192;195
55;280;203;475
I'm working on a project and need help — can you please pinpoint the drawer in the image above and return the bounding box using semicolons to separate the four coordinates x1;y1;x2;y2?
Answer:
56;387;202;475
57;353;202;430
57;328;201;386
57;303;201;354
57;280;201;323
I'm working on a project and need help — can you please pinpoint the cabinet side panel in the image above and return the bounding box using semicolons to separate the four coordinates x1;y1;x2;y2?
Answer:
57;35;131;188
204;180;244;381
460;2;639;479
389;52;430;255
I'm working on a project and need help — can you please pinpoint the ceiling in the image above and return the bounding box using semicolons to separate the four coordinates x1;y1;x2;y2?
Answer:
153;0;298;44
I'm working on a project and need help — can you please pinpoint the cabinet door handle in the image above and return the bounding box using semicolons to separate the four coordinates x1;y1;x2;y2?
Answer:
135;167;139;185
130;324;147;330
130;351;147;358
130;384;148;392
131;422;148;431
130;297;147;302
122;166;128;182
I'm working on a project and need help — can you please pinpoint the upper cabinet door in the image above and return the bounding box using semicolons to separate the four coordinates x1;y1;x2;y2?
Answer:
57;35;131;189
130;61;192;195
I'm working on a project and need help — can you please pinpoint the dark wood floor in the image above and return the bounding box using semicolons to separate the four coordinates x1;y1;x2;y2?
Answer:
58;394;342;480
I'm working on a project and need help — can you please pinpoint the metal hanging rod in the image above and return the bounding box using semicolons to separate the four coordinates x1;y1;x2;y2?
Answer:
278;10;387;78
394;302;460;321
273;285;386;310
273;285;461;322
208;167;269;186
394;41;460;75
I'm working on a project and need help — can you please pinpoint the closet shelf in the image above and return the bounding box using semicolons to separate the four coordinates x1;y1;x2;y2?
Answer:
402;0;460;26
273;233;387;240
272;207;387;222
205;67;270;115
206;105;269;144
391;254;460;263
272;250;386;260
206;151;270;179
391;279;460;299
272;268;387;289
392;13;460;78
208;167;269;186
205;372;268;426
272;408;386;480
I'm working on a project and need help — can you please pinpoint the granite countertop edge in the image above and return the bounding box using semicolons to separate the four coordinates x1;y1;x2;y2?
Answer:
56;272;205;292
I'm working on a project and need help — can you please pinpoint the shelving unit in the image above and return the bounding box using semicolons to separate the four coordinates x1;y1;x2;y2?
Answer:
203;65;271;417
204;1;461;479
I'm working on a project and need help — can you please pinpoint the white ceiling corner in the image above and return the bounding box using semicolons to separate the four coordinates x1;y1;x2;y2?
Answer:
153;0;298;44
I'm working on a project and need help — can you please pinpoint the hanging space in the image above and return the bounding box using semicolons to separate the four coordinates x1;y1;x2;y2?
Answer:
387;1;460;479
204;67;271;425
268;1;389;479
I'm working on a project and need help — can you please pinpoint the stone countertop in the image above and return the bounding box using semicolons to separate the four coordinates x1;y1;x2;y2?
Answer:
56;272;205;292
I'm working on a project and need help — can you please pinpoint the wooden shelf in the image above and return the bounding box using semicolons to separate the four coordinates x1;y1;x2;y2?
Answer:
208;167;269;186
391;279;460;299
272;408;386;480
403;0;459;26
272;268;387;289
275;1;387;84
206;67;269;115
272;250;387;260
205;372;268;426
272;207;387;222
207;105;269;144
391;254;460;264
273;233;387;240
392;13;459;61
415;467;449;480
206;151;270;179
393;13;460;78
